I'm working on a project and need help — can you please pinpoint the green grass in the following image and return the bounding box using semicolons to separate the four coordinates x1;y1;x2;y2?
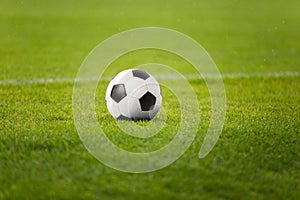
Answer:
0;0;300;199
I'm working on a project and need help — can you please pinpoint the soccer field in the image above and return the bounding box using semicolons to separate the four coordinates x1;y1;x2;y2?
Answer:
0;0;299;199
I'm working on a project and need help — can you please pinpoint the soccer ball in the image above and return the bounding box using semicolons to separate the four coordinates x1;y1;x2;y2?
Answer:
105;69;162;121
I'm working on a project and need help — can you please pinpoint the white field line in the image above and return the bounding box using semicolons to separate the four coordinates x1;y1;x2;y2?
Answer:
0;71;299;86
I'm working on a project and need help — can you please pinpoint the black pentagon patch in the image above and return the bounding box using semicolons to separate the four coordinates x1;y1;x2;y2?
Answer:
117;115;131;120
111;84;126;103
133;116;151;121
139;92;156;111
132;69;150;80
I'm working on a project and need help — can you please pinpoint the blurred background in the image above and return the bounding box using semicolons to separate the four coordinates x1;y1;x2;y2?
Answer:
1;0;299;80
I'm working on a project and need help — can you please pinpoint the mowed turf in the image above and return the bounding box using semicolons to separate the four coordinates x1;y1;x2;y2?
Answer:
0;0;300;199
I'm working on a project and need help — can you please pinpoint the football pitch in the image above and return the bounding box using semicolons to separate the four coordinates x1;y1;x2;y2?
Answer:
0;0;299;199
